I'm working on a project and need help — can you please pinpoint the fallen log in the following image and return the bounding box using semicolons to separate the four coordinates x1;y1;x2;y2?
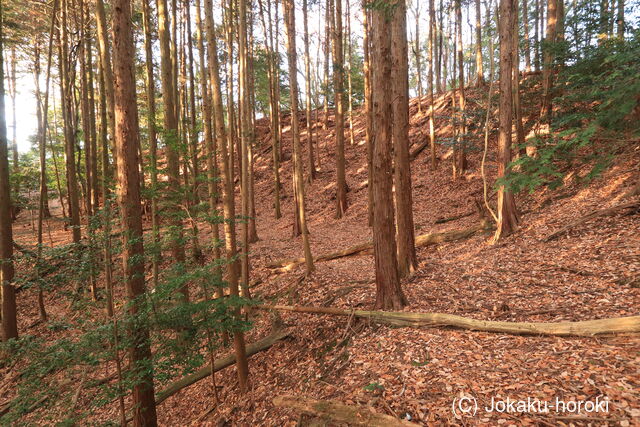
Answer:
267;221;490;271
257;305;640;337
155;329;289;405
543;201;639;242
273;395;418;426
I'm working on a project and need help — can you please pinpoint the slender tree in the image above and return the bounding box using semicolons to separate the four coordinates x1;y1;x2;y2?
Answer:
204;0;250;391
95;0;116;171
157;0;188;298
475;0;485;85
238;0;254;295
345;0;355;146
60;0;82;244
333;0;348;218
258;0;283;218
34;0;59;320
391;0;417;278
523;0;532;72
283;0;315;275
412;1;424;112
428;0;437;169
454;0;467;177
617;0;624;38
303;0;317;181
540;0;557;125
323;0;331;129
513;0;525;152
362;7;374;227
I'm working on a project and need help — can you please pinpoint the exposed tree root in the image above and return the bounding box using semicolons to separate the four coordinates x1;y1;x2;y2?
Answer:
273;395;419;426
543;201;639;242
267;221;491;271
154;329;290;405
257;305;640;337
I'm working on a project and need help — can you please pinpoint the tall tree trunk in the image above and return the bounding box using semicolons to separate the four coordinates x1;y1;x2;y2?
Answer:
111;0;159;422
203;0;250;392
540;0;557;125
95;0;116;173
157;0;188;296
617;0;624;38
35;0;59;321
258;0;282;218
303;0;317;182
0;0;17;340
428;0;437;169
534;0;540;71
246;4;259;245
323;0;331;130
8;48;18;218
362;7;374;227
345;0;355;146
184;0;204;262
61;0;82;244
283;0;315;275
413;2;424;113
513;0;525;152
79;0;93;219
493;0;519;242
333;0;348;218
454;0;467;177
238;0;254;297
371;1;406;311
475;0;485;86
195;0;223;298
523;0;532;72
142;0;160;288
436;0;444;93
391;0;417;278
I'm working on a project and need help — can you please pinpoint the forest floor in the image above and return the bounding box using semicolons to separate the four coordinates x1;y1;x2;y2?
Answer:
8;76;640;426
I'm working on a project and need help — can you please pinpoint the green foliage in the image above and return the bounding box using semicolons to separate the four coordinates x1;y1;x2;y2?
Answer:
363;382;385;392
2;172;252;424
501;31;640;194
